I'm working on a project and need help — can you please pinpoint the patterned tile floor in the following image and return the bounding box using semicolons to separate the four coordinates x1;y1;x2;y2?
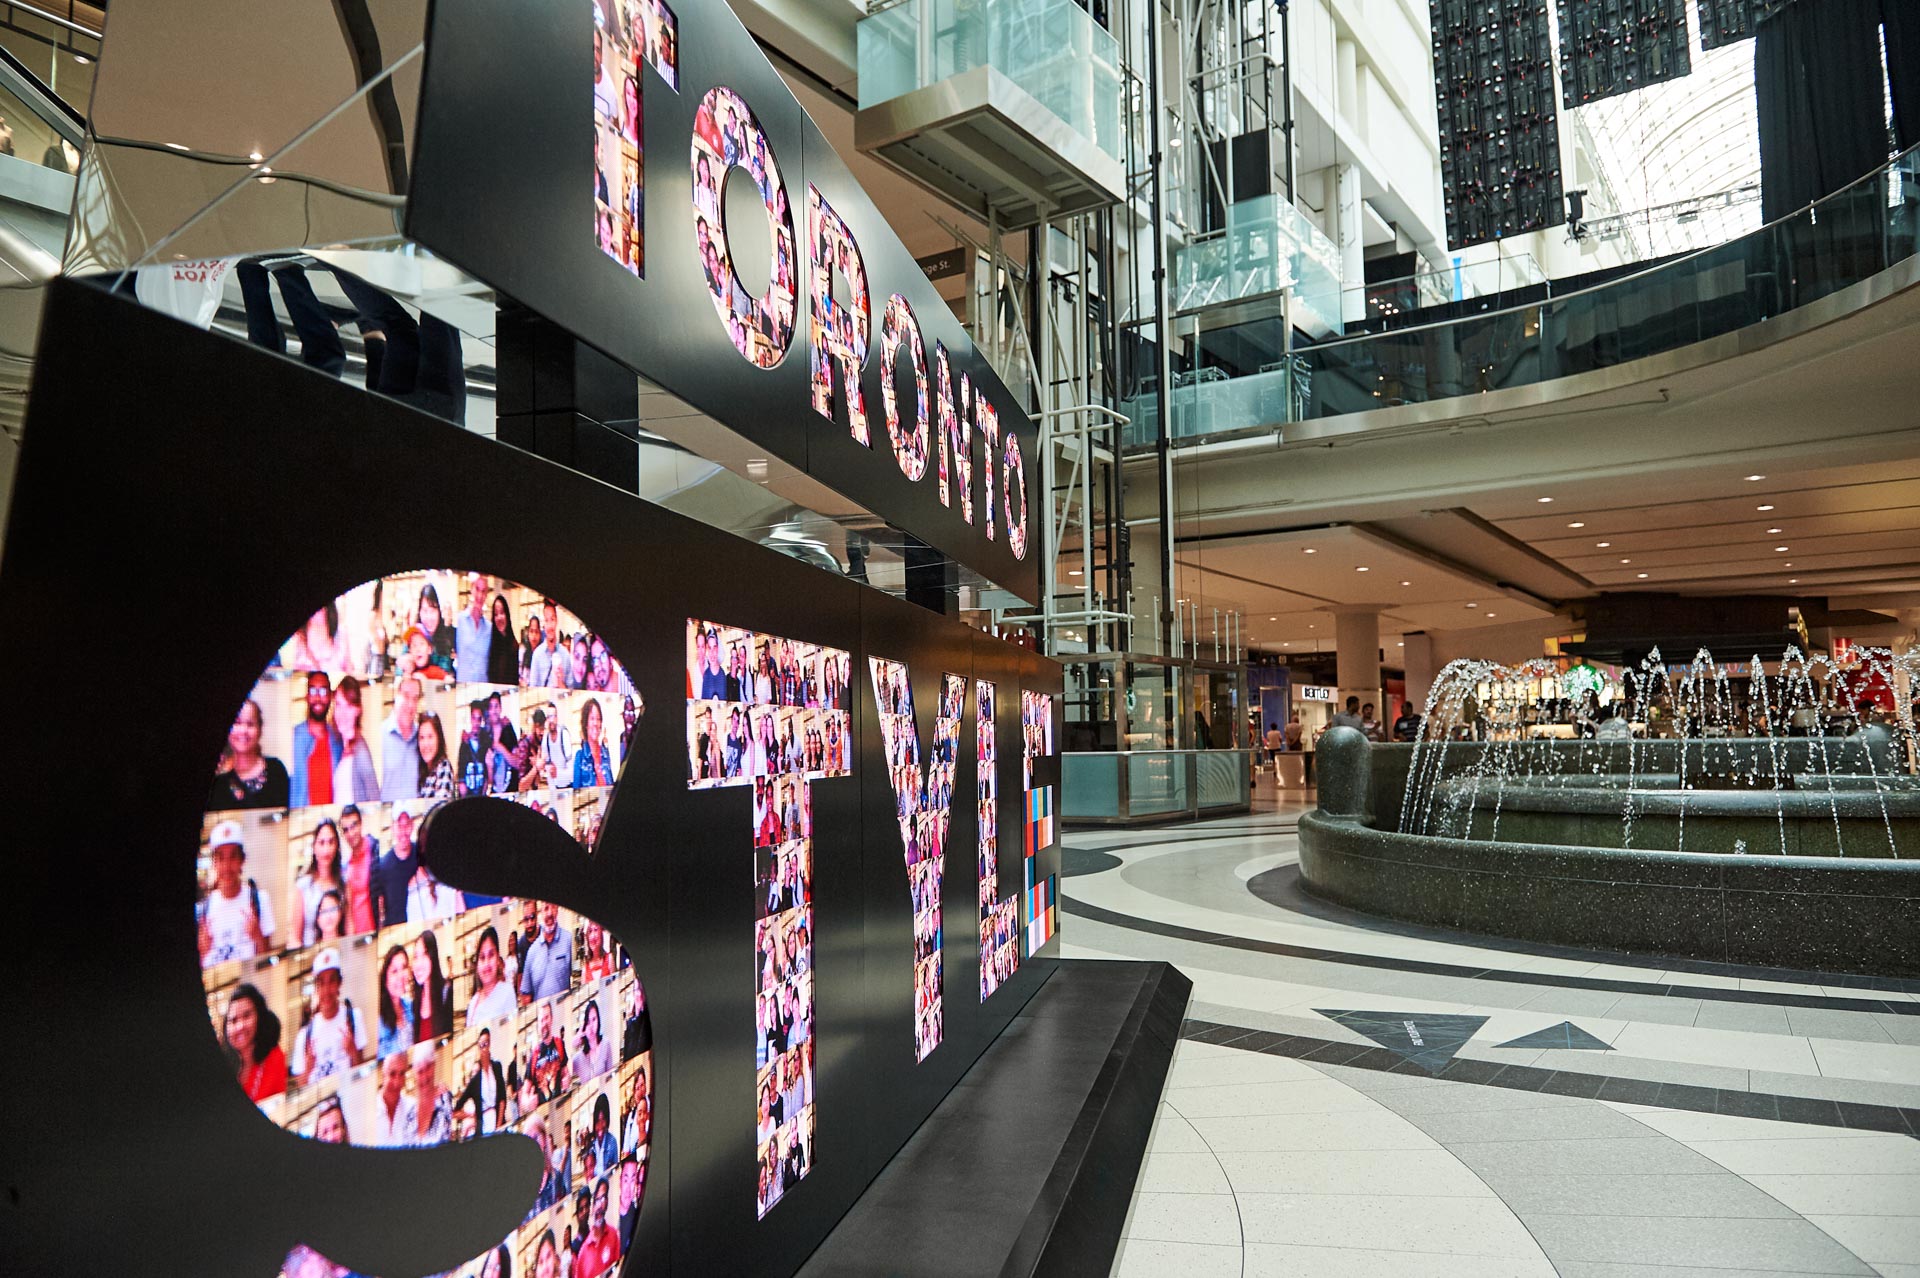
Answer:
1068;789;1920;1278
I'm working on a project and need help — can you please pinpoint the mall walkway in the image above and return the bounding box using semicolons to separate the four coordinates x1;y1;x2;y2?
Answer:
1070;790;1920;1278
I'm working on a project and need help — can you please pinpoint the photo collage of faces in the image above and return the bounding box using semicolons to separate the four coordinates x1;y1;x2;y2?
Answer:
592;0;678;275
976;680;1020;1002
878;294;930;482
870;659;964;1063
1021;691;1059;955
193;569;653;1278
691;87;797;370
933;351;974;524
807;185;871;443
686;620;849;1219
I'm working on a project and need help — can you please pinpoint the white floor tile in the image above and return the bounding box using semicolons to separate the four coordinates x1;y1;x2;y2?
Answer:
1213;1148;1497;1198
1683;1135;1920;1177
1167;1051;1328;1088
1109;1237;1243;1278
1169;1079;1384;1119
1621;1108;1890;1144
1184;1110;1442;1154
1120;1192;1243;1246
1607;1021;1822;1075
1235;1191;1546;1258
1744;1174;1920;1217
1801;1214;1920;1266
1131;1149;1235;1194
1242;1241;1556;1277
1809;1037;1920;1085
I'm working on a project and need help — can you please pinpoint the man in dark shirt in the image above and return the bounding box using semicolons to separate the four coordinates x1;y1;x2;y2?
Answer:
456;699;490;797
617;1156;642;1252
369;804;417;929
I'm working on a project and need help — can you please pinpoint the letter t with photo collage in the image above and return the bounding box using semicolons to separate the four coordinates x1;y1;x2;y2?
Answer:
686;620;851;1220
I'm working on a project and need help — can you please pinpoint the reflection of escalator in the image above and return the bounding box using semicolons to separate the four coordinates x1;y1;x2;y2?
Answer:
0;37;86;447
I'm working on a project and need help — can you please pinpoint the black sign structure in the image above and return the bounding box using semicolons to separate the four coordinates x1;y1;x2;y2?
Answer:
0;282;1063;1277
1432;0;1566;248
1556;0;1692;106
405;0;1041;603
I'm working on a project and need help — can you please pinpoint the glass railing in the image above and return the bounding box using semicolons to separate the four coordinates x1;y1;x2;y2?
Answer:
1122;143;1920;443
1061;749;1250;822
856;0;1124;162
1297;144;1920;420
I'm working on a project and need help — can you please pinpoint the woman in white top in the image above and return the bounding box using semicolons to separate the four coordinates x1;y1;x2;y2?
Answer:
466;926;518;1026
572;999;616;1082
296;818;345;947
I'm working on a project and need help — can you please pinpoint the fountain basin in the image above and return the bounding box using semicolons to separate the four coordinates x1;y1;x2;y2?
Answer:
1427;776;1920;859
1299;734;1920;977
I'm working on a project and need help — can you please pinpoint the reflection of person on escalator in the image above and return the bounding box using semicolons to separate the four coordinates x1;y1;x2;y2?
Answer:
235;258;465;425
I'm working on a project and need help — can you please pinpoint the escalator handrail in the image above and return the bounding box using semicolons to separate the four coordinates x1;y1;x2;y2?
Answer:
0;42;84;145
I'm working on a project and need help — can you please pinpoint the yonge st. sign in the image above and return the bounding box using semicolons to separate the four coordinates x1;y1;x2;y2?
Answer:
409;0;1041;602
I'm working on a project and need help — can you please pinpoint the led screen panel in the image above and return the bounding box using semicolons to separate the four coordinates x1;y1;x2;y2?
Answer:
1433;0;1566;248
1697;0;1784;49
200;573;655;1278
1557;0;1692;106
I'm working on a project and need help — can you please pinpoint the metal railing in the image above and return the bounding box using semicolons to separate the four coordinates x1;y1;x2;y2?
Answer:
1121;142;1920;446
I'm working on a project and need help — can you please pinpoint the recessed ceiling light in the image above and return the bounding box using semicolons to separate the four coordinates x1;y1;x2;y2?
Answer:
1596;541;1611;548
1746;474;1766;481
164;141;190;151
1567;521;1586;528
1268;616;1277;621
1397;641;1405;646
1303;548;1317;554
1536;497;1554;503
1783;562;1793;567
1485;612;1497;618
1789;578;1799;584
1466;603;1478;609
1399;580;1411;586
1620;558;1631;564
1637;572;1649;579
1774;546;1789;552
1068;569;1082;576
1757;504;1774;511
248;149;265;163
1766;527;1782;534
1355;566;1370;572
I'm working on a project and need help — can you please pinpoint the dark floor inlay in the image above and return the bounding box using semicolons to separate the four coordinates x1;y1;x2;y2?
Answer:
1316;1009;1490;1075
1494;1021;1615;1051
1177;1017;1920;1139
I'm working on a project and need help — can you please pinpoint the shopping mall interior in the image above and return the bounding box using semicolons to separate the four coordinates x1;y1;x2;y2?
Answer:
0;0;1915;1275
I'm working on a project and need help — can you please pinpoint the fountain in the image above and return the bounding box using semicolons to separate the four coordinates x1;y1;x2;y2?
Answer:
1297;646;1920;977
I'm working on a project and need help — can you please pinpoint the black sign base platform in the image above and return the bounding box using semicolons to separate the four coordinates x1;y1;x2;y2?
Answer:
799;960;1193;1278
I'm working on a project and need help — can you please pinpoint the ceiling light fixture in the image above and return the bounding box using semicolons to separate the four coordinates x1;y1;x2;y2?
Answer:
1774;546;1789;552
1620;558;1631;564
164;141;190;151
1597;541;1611;548
1303;548;1317;555
1399;580;1411;587
1355;565;1370;572
1757;504;1774;511
1789;578;1799;584
1268;616;1277;621
1767;527;1782;534
1567;521;1586;529
1485;612;1497;618
1637;572;1649;579
1746;474;1766;481
1536;496;1554;503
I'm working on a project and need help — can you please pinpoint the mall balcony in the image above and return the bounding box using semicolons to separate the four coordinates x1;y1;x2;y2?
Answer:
1122;141;1920;454
853;0;1125;228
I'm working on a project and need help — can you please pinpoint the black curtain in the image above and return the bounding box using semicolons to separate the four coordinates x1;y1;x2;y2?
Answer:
1883;0;1920;151
1754;0;1888;222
